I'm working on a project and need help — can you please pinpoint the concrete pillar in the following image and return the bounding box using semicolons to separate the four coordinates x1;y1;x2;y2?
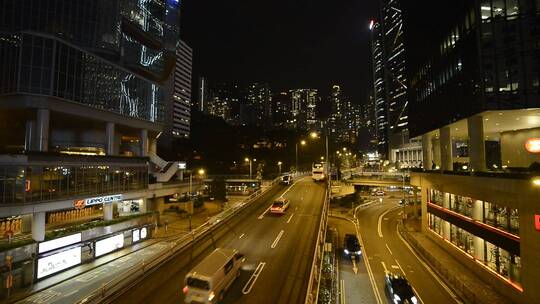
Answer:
106;122;115;155
467;115;486;172
21;214;32;234
25;120;35;152
36;109;50;152
472;200;483;221
474;237;485;261
140;129;148;157
421;133;433;169
139;198;147;213
32;212;46;242
440;126;452;171
103;202;114;221
149;136;157;155
442;220;451;240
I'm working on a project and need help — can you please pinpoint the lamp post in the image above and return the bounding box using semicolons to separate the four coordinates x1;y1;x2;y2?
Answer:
245;158;256;179
296;140;306;174
278;161;282;175
310;131;330;193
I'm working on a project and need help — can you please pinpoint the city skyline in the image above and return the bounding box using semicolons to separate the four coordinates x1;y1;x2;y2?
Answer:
180;0;378;104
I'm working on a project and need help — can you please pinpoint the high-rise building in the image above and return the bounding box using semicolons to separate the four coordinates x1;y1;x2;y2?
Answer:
0;0;188;283
172;40;192;138
246;82;272;128
273;91;292;128
369;0;410;158
290;89;318;130
382;0;408;144
208;82;239;123
370;20;389;156
406;1;540;303
197;76;209;113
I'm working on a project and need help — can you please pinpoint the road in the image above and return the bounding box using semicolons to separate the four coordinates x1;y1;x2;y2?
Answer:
328;216;377;304
355;196;461;304
116;177;327;304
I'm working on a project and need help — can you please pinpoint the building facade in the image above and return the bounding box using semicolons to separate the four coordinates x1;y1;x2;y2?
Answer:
172;40;192;138
370;20;389;156
0;0;190;285
406;1;540;302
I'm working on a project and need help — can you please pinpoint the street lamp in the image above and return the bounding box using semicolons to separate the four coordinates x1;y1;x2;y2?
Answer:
277;161;283;175
296;140;307;173
245;158;253;179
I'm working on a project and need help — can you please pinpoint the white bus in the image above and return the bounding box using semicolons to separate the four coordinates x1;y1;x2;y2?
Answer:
183;248;244;303
312;162;326;182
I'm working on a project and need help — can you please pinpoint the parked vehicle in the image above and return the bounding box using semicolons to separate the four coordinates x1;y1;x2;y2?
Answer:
183;248;244;303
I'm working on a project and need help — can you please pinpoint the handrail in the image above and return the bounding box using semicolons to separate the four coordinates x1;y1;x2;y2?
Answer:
304;185;330;304
76;177;282;304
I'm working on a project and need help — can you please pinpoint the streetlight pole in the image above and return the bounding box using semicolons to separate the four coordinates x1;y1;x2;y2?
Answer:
295;143;298;174
278;161;282;175
245;158;253;179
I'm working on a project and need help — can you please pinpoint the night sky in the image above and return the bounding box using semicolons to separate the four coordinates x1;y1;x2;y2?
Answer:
180;0;379;103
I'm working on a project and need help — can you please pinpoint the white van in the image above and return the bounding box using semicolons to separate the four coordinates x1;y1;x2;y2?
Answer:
183;248;244;303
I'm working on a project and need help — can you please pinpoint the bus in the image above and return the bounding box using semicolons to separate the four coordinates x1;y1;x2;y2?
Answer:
312;162;326;182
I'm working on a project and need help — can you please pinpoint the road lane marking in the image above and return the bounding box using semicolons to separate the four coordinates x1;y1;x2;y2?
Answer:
239;233;245;239
411;285;425;304
391;265;399;269
394;259;404;272
386;244;393;255
336;215;383;304
340;279;346;304
396;225;462;303
242;262;266;294
280;177;306;197
378;206;399;237
381;261;388;272
258;205;272;219
271;230;284;248
287;213;295;223
352;257;358;274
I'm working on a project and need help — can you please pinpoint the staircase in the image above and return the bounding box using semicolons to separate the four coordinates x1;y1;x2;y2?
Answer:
148;152;182;183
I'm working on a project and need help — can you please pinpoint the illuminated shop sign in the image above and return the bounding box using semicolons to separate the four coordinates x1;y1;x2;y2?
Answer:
525;138;540;153
73;194;123;208
39;233;82;254
37;247;81;279
535;214;540;231
132;227;149;243
178;162;187;170
95;233;124;257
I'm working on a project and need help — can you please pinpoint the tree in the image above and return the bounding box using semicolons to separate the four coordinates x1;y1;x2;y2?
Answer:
210;177;227;201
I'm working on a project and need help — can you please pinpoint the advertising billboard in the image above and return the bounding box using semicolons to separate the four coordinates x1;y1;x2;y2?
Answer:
37;247;81;279
95;234;124;257
39;233;82;254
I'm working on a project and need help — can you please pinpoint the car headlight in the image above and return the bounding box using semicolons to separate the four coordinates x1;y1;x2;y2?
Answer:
208;291;215;301
356;250;362;255
411;296;418;304
344;249;349;254
394;294;401;301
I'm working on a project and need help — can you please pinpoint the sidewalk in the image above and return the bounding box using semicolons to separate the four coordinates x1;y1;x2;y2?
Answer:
7;195;254;302
401;218;513;304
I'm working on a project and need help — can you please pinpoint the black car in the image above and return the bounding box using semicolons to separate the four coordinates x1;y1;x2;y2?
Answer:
281;175;292;185
343;234;362;257
385;272;418;304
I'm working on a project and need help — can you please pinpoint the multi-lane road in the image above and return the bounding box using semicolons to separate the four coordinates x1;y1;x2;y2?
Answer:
116;177;327;304
330;195;462;304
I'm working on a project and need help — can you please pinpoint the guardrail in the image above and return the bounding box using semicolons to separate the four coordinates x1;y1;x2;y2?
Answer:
77;177;282;304
304;186;330;304
398;225;478;304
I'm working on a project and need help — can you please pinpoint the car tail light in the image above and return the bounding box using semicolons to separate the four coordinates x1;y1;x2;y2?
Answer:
182;286;189;294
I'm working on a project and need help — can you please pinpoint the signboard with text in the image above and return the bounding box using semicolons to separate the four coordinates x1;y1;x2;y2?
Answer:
73;194;123;208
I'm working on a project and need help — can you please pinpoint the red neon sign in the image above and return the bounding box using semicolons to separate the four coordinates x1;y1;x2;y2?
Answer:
535;214;540;231
525;138;540;153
